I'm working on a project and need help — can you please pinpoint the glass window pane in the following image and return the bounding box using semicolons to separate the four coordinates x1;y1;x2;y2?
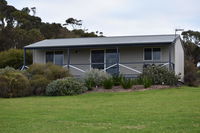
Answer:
106;49;117;65
144;48;152;60
106;49;118;75
91;50;104;69
153;48;161;60
92;64;104;69
91;50;104;63
46;51;54;63
54;51;63;66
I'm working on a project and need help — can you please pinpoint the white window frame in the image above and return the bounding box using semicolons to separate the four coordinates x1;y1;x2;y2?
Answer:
143;47;162;61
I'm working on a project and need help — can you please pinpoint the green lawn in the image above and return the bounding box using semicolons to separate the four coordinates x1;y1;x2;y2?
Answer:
0;87;200;133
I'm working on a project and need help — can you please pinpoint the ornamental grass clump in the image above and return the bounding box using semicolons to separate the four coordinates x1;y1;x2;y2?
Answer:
112;74;123;86
121;78;133;89
103;78;114;89
142;76;152;88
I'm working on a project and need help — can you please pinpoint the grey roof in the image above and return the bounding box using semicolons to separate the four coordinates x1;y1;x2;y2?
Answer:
25;34;178;49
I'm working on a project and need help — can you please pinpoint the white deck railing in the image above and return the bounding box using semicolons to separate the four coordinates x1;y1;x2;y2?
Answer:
21;62;173;76
62;62;171;74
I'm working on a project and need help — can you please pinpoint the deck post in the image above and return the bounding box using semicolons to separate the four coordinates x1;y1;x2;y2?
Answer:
168;45;172;70
23;48;26;67
67;48;70;69
116;47;119;75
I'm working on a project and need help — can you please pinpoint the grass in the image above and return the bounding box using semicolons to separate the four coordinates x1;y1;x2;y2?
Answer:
0;86;200;133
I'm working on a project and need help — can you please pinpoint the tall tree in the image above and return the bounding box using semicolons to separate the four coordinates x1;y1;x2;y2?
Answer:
182;30;200;64
64;18;82;29
31;7;36;16
0;0;99;51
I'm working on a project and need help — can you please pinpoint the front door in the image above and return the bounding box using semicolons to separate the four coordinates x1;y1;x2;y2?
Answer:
54;51;64;66
106;49;118;75
91;50;104;70
91;49;118;75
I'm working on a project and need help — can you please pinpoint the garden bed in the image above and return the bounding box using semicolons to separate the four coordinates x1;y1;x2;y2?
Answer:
88;85;171;93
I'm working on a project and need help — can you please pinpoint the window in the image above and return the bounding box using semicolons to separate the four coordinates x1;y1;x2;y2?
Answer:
54;51;64;66
144;48;152;60
106;49;118;75
91;49;118;75
153;48;161;60
46;51;54;63
46;51;64;66
91;50;104;69
144;48;161;60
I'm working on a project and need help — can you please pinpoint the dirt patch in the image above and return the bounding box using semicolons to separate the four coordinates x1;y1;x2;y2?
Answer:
86;85;172;93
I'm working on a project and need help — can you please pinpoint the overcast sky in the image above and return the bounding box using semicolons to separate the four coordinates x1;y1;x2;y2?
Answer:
7;0;200;36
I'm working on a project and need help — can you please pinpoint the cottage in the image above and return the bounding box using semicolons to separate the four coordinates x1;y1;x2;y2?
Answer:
24;34;184;81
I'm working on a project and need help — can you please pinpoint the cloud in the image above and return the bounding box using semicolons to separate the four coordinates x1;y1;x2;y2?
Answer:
7;0;200;36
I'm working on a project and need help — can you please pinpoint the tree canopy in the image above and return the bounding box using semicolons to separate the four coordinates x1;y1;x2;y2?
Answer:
182;30;200;64
0;0;101;51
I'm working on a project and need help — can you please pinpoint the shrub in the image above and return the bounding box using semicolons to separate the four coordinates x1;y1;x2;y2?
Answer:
84;69;111;87
26;63;71;80
0;49;32;69
142;76;152;88
30;75;50;95
25;64;46;76
25;63;71;95
103;78;114;89
0;66;16;74
140;65;179;85
112;74;123;86
46;77;87;96
184;60;199;86
0;67;31;98
121;78;133;89
45;63;70;80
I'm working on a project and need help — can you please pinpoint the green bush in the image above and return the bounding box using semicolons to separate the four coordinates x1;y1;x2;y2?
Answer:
25;63;71;95
0;67;31;98
140;65;179;85
103;78;114;89
26;63;71;80
45;63;71;80
142;76;152;88
0;49;32;69
112;74;123;86
0;66;16;74
46;77;87;96
84;69;111;87
121;78;133;89
30;75;50;95
184;60;199;86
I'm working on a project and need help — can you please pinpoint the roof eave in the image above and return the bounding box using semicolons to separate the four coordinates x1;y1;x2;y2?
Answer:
24;42;172;49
